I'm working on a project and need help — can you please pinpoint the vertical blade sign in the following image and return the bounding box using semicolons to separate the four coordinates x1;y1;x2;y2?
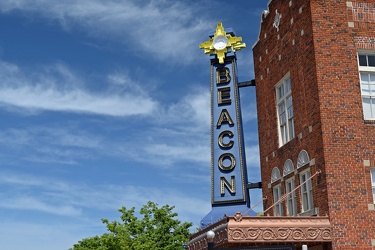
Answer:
211;58;248;204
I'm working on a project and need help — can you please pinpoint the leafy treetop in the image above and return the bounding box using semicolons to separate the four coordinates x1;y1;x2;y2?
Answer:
69;201;192;250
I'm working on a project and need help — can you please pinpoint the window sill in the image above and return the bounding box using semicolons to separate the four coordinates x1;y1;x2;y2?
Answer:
298;207;319;216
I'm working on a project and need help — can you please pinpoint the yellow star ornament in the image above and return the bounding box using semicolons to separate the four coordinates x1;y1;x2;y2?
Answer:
199;22;246;64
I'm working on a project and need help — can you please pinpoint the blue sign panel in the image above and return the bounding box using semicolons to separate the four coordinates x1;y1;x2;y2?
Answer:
199;23;256;228
211;57;248;204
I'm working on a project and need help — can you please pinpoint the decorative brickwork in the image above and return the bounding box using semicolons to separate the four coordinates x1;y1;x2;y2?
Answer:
229;225;331;242
187;215;331;250
350;1;375;22
354;36;375;49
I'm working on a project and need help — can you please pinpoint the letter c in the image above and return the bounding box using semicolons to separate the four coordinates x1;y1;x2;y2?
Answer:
218;130;234;148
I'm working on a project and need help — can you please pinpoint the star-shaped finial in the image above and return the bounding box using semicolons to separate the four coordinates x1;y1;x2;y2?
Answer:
199;22;246;64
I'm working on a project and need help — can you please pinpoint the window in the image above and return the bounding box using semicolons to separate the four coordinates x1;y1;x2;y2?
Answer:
271;167;281;183
276;74;295;146
283;159;294;176
371;168;375;203
297;150;310;169
358;53;375;119
273;184;283;216
285;178;297;216
300;170;314;212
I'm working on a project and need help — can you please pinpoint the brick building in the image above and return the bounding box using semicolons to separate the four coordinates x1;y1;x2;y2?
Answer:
188;1;375;249
253;0;375;249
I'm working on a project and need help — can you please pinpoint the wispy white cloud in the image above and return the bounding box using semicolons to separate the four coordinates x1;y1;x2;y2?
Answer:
0;126;102;165
144;143;209;166
0;222;94;250
0;191;208;250
134;87;211;166
0;196;82;216
0;124;210;171
0;0;212;64
0;60;157;116
0;58;212;167
161;88;210;129
0;171;209;222
245;144;260;167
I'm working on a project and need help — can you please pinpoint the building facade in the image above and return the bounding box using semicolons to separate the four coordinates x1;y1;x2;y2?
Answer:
253;0;375;249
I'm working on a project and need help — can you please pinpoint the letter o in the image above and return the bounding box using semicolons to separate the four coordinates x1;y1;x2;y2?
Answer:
218;153;236;171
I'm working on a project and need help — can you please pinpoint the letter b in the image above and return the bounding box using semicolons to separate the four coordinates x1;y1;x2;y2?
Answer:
216;67;231;84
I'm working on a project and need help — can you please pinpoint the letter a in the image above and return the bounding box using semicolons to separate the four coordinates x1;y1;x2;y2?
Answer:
217;109;234;128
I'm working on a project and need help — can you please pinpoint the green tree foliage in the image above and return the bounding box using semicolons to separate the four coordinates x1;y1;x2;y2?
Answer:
69;201;192;250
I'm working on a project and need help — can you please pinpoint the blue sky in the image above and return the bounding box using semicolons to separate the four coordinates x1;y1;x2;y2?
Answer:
0;1;269;249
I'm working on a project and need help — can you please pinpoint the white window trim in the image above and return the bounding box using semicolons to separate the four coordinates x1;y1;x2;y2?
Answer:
283;159;294;176
271;167;281;183
273;184;283;216
299;169;314;213
371;168;375;204
358;52;375;120
297;150;310;169
285;177;297;216
275;72;295;146
358;50;375;71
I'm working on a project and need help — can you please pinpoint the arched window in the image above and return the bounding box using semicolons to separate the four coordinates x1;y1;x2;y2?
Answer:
271;167;281;183
297;150;310;168
283;159;294;176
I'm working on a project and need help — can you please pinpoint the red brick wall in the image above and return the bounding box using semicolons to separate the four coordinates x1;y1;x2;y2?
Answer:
253;0;375;249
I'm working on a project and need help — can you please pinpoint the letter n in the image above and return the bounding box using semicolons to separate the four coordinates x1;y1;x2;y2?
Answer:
220;176;236;195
